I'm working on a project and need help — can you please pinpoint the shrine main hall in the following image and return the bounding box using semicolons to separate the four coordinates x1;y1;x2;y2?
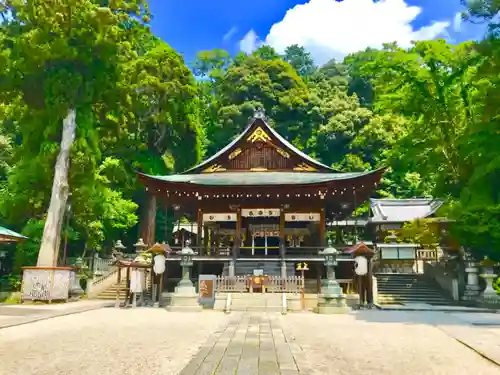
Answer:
137;112;384;285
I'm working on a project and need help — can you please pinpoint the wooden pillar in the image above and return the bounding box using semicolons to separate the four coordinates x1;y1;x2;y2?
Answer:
164;205;169;243
233;208;242;259
203;224;209;254
366;256;374;304
197;208;203;250
139;192;157;246
279;208;286;258
316;262;322;293
319;208;326;246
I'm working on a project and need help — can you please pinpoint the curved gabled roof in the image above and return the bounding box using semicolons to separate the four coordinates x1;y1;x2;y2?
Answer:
182;114;338;174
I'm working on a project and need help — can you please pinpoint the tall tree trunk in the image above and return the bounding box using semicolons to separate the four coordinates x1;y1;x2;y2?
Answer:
139;193;157;246
36;108;77;267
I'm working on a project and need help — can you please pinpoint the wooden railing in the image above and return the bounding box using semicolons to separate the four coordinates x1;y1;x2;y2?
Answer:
267;276;302;293
87;266;124;298
215;275;303;294
416;249;439;260
216;276;248;292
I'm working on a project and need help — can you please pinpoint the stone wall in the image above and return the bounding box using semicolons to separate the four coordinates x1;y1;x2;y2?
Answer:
423;262;460;300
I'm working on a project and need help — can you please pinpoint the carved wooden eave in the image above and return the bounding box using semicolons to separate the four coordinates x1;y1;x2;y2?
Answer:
137;168;385;208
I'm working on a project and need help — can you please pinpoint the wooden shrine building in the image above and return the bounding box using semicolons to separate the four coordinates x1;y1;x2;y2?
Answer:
137;112;384;284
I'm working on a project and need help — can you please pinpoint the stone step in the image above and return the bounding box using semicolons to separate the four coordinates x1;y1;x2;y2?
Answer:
375;274;452;305
378;293;448;299
378;288;441;294
378;296;450;303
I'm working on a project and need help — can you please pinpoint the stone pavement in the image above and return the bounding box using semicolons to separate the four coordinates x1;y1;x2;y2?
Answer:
1;307;500;375
439;312;500;366
277;310;500;375
178;313;303;375
178;310;500;375
0;300;113;329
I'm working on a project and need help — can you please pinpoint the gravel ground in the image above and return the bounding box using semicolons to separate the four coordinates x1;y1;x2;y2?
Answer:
278;311;500;375
0;308;231;375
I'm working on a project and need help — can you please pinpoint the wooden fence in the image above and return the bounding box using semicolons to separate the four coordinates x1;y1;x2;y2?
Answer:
215;275;303;294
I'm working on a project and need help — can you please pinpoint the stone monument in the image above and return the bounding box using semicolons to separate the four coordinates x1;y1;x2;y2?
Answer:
462;258;482;301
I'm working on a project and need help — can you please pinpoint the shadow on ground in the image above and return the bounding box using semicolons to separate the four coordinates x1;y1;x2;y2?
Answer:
351;309;500;327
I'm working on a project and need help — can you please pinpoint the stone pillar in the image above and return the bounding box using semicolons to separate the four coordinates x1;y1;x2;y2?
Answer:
281;260;287;278
228;260;235;277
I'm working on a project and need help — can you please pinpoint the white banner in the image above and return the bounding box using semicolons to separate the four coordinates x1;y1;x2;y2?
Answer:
203;213;236;222
354;256;368;276
285;213;320;222
241;208;280;217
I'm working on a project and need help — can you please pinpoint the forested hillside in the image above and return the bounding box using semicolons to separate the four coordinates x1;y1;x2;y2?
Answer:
0;0;499;270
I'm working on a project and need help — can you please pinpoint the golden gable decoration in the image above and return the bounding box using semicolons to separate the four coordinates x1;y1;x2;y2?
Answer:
293;163;317;172
246;126;272;143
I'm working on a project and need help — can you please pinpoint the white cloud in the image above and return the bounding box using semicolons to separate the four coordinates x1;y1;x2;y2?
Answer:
264;0;450;64
223;26;238;42
239;29;261;54
453;12;462;32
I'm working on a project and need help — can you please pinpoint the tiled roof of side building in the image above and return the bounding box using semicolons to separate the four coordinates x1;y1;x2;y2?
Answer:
369;198;445;223
0;226;28;240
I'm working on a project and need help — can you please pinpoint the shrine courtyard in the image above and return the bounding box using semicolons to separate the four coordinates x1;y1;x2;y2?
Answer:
1;307;499;375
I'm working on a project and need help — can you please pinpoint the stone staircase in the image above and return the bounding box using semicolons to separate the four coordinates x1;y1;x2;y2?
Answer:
94;279;128;300
229;293;283;312
93;277;152;300
375;273;453;305
223;261;295;277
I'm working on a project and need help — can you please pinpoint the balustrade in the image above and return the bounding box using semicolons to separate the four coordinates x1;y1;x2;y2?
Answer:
215;275;303;294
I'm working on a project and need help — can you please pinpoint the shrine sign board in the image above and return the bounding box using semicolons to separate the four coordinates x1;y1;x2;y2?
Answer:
198;274;216;307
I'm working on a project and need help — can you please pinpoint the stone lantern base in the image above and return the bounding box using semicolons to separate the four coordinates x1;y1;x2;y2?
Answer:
314;279;349;314
479;273;500;305
315;294;349;314
166;284;202;312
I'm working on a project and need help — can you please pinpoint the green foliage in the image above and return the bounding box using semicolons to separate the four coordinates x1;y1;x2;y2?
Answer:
0;1;202;266
0;0;499;270
399;219;441;249
283;44;316;77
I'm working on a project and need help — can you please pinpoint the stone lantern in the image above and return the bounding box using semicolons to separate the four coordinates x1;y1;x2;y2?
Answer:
114;240;126;251
111;240;126;261
134;238;148;254
68;257;85;300
178;241;197;288
480;257;500;303
167;240;202;312
315;240;348;314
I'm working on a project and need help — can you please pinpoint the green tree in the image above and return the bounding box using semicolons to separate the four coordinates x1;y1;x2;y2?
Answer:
361;40;480;197
0;1;149;265
283;44;316;77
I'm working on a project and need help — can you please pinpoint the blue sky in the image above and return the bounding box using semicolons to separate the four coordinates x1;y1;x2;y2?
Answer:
148;0;486;65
